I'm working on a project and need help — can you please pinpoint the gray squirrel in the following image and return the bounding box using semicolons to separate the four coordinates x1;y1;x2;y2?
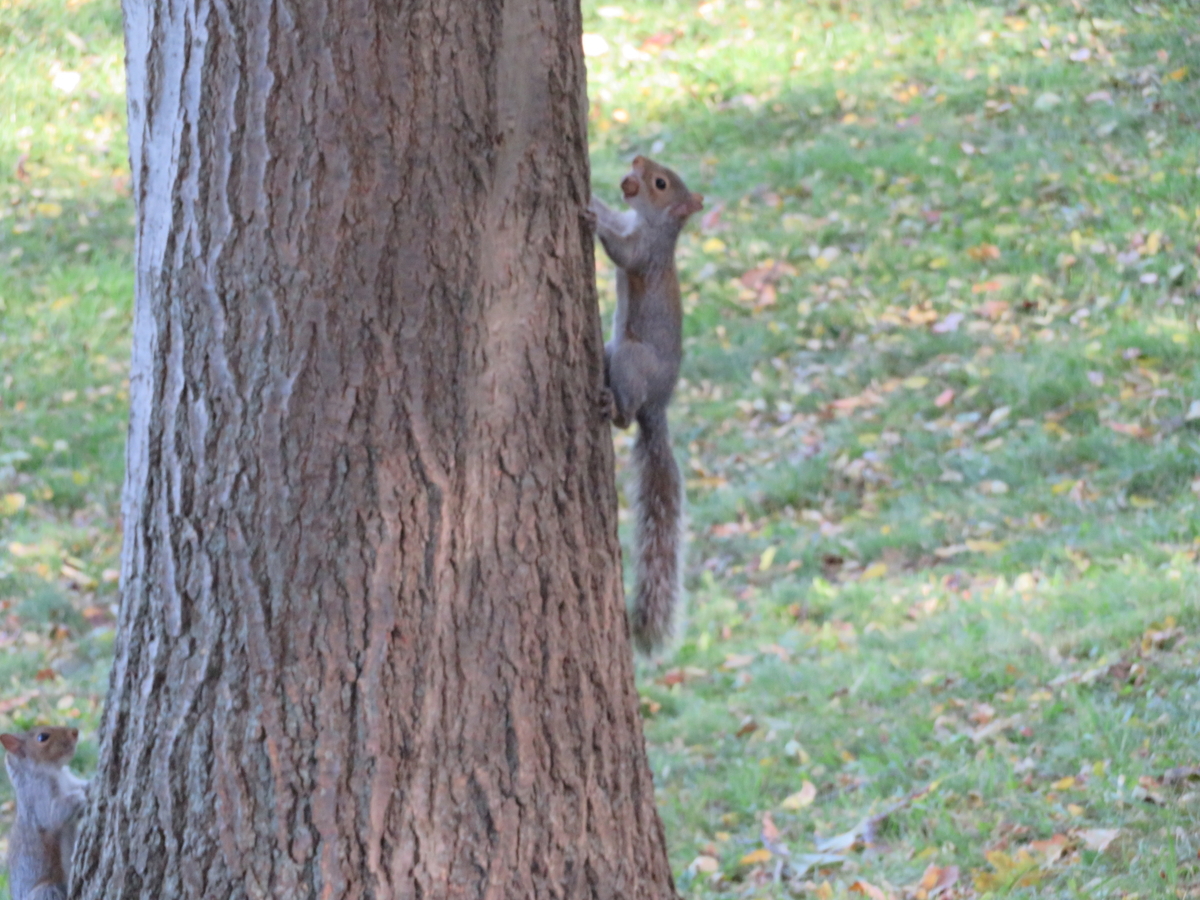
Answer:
2;727;88;900
589;156;703;652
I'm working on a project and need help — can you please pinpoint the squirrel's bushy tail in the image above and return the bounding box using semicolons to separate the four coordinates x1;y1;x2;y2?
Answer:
630;406;683;653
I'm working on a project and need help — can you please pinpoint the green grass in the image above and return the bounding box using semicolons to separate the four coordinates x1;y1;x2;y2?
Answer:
4;0;1200;896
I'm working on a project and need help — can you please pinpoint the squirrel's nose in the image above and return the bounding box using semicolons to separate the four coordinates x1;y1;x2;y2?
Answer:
620;174;640;198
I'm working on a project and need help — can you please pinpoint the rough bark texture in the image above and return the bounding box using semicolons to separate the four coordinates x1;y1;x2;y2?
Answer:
71;1;677;898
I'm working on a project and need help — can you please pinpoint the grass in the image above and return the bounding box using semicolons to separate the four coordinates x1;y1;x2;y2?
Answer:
3;0;1200;897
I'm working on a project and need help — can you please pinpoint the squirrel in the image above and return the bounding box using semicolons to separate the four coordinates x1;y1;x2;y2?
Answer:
2;727;89;900
588;156;703;653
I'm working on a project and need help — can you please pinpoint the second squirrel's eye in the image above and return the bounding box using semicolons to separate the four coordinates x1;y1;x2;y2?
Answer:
36;732;48;743
654;177;667;190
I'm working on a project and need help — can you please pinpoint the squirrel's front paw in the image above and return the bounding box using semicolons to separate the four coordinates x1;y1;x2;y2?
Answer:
597;386;617;424
580;206;598;233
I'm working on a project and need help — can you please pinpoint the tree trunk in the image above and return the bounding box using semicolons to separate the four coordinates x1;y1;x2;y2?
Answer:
71;1;677;897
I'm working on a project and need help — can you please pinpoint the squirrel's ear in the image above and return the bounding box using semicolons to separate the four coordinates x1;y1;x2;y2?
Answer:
670;192;704;219
1;734;24;757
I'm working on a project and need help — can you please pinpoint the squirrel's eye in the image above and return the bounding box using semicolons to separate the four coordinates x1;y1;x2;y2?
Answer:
654;177;667;190
36;733;48;742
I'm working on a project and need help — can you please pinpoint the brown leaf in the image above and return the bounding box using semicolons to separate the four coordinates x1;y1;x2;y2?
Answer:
700;201;725;232
736;716;758;737
967;243;1001;261
761;811;781;843
848;880;887;900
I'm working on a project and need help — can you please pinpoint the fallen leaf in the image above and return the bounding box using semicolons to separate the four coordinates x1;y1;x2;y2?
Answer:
761;811;781;843
700;201;725;231
1033;91;1062;110
932;312;964;334
1107;421;1150;439
967;243;1001;261
934;388;955;407
1076;828;1119;853
849;880;887;899
739;848;772;866
973;848;1044;890
965;538;1004;554
1028;833;1071;865
722;653;755;670
914;863;959;897
970;715;1019;743
736;717;758;737
689;854;720;874
860;562;888;581
782;780;818;810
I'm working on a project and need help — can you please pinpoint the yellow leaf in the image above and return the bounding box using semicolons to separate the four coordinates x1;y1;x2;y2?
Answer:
1067;803;1085;816
702;237;726;254
781;780;817;810
815;881;834;900
0;493;26;516
36;202;63;219
1167;66;1189;81
860;562;888;580
964;539;1002;554
739;848;772;866
928;256;949;269
902;375;929;389
758;546;777;571
1052;775;1076;791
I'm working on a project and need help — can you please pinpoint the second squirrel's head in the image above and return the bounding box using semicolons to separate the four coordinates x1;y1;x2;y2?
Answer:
620;156;703;229
0;726;79;766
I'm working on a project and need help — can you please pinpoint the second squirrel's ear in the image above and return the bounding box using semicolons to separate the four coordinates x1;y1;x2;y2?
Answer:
670;192;704;219
0;734;24;757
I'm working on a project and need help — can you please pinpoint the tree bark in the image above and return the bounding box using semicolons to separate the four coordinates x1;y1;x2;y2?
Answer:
71;1;677;897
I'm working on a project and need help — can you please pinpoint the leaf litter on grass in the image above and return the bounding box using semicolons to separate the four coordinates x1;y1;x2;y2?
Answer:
596;0;1200;895
3;0;1200;896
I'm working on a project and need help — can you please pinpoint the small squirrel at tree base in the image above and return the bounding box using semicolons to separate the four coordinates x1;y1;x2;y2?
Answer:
2;727;89;900
589;156;703;653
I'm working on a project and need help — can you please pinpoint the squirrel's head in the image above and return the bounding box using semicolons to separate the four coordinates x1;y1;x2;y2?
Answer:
620;156;703;227
1;727;79;765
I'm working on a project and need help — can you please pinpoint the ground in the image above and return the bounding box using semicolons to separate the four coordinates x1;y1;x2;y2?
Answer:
1;0;1199;897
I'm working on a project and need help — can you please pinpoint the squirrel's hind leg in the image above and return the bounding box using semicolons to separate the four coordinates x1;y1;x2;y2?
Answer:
606;341;658;429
